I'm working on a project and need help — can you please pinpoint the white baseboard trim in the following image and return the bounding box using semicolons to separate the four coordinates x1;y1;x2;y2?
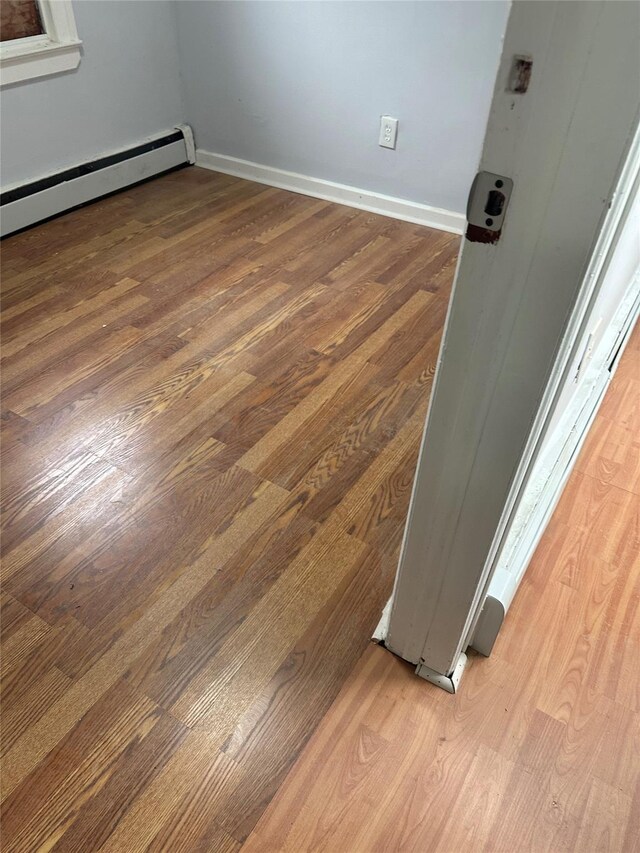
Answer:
196;149;464;235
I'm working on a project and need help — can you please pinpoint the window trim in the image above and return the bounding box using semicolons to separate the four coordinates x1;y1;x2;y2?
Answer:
0;1;81;87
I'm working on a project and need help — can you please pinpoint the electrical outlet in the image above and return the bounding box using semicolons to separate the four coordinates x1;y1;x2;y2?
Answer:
379;116;398;149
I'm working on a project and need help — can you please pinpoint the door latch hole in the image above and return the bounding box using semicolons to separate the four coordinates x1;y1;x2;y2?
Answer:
484;190;505;217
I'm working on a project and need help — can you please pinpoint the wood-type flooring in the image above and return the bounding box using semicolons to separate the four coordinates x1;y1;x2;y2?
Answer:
246;323;640;853
0;166;459;852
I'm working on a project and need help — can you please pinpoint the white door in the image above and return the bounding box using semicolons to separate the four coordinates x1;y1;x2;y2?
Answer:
381;0;640;690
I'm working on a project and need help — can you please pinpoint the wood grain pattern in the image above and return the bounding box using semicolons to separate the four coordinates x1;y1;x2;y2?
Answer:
0;166;458;850
244;323;640;853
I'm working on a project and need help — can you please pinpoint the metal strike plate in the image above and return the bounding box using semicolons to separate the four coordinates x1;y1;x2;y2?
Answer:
466;171;513;233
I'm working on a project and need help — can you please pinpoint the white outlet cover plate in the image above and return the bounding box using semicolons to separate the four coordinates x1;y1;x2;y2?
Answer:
379;116;398;149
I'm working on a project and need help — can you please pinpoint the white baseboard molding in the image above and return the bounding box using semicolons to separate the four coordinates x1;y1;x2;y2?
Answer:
1;127;193;237
196;149;464;235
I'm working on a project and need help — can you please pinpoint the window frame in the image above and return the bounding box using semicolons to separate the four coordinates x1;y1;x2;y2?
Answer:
0;0;81;87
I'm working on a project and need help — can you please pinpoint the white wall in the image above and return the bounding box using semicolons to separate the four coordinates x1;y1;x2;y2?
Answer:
1;1;509;211
0;1;185;188
175;0;509;214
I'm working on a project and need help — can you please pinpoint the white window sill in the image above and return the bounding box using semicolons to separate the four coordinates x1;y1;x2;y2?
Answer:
1;35;82;87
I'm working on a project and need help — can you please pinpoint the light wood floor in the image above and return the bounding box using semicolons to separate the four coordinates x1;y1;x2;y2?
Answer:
0;167;459;851
245;324;640;852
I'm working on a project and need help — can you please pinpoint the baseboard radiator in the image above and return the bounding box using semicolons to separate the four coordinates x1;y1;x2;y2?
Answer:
0;124;195;237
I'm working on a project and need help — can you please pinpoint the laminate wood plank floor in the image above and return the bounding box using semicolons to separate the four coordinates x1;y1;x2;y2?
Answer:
0;166;459;852
245;322;640;853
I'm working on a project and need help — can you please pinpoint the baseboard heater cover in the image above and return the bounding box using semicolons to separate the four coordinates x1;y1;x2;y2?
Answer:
0;125;195;237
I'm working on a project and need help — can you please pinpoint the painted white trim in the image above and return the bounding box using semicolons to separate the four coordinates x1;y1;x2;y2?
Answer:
1;137;188;236
196;149;464;234
416;652;468;694
0;1;81;87
469;126;640;656
37;0;80;44
385;0;640;680
372;598;392;643
476;276;639;642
